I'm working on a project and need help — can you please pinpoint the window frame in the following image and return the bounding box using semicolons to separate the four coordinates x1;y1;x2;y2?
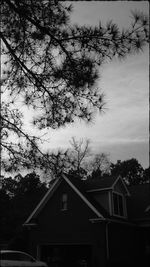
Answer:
61;193;68;211
112;191;127;218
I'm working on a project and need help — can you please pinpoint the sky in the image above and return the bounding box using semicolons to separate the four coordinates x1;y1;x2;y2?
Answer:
22;1;149;168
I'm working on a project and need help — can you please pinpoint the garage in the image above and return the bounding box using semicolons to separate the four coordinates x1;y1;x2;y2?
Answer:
39;244;92;267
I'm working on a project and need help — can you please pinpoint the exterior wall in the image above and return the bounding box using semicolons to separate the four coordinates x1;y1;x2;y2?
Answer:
137;226;150;266
92;191;110;214
90;180;128;217
107;222;142;266
114;180;127;195
27;180;107;267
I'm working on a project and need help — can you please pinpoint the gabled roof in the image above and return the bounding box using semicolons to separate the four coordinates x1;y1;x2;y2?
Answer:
24;178;62;225
64;175;109;218
85;175;130;196
127;183;150;223
24;174;107;225
84;176;117;190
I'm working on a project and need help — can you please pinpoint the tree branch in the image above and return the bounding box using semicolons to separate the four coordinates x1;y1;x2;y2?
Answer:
5;0;74;65
0;31;54;100
1;114;53;166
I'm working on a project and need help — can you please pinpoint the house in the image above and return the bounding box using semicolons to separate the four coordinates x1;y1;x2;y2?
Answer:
23;174;150;267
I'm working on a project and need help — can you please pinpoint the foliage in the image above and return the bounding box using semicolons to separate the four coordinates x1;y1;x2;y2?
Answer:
0;172;47;241
0;188;11;239
88;157;148;186
1;0;149;172
68;167;88;180
110;158;145;185
142;166;150;184
90;168;103;180
45;138;111;180
1;102;46;172
43;137;91;180
90;153;111;176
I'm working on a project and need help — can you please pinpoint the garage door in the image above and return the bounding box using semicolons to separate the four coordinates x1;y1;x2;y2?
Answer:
40;244;92;267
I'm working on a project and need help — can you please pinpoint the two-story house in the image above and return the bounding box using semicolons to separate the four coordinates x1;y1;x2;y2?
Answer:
23;174;150;267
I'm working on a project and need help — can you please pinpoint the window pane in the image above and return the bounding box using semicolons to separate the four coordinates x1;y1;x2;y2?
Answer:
62;193;67;201
113;193;124;217
113;193;119;215
118;195;124;216
61;193;68;210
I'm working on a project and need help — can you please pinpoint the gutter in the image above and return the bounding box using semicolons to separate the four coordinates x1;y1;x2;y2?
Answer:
89;218;106;223
89;217;135;226
23;223;37;229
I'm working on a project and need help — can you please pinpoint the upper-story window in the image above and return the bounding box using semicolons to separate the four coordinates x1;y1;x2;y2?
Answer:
61;193;68;211
112;192;126;217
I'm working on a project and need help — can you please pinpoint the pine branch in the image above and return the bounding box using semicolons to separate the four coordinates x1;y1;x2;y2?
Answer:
0;32;54;100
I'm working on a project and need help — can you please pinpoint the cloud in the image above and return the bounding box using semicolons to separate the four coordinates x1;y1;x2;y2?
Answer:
92;139;149;168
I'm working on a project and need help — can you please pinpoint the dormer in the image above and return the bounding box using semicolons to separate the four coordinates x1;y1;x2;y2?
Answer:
86;176;130;219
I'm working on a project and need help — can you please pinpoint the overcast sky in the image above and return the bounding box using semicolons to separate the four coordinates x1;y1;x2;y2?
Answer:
23;1;149;168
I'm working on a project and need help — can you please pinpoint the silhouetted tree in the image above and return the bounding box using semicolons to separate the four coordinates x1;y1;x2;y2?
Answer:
50;138;110;180
0;172;47;242
68;137;91;177
1;175;19;197
10;172;47;227
1;0;149;172
90;152;111;177
68;167;88;181
110;158;144;185
91;168;103;180
0;188;12;241
44;150;72;180
142;166;150;184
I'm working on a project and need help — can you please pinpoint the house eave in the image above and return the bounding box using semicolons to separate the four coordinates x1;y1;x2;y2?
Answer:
89;217;135;226
24;177;62;225
112;175;130;196
87;188;112;193
130;218;150;227
62;174;104;219
86;176;130;196
23;223;37;227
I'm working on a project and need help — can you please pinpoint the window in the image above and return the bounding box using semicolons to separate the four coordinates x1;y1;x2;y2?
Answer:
61;193;68;211
113;192;125;217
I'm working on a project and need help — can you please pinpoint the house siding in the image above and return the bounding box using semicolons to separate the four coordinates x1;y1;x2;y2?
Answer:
114;180;127;195
92;191;110;214
25;178;148;266
28;180;107;266
108;222;143;266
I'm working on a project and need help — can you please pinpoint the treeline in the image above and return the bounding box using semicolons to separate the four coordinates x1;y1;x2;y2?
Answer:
69;157;149;186
37;138;149;185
